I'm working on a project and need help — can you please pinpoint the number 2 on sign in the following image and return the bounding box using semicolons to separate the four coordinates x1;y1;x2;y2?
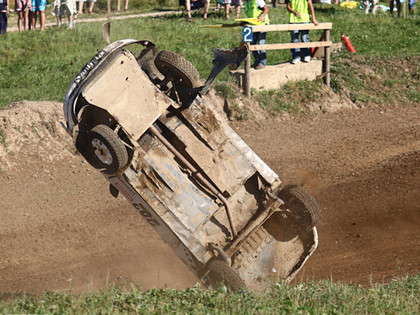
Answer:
242;27;253;43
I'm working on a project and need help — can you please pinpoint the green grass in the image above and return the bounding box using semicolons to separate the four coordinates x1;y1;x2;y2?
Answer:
1;276;419;314
215;82;237;99
255;79;322;113
0;2;419;110
330;54;420;105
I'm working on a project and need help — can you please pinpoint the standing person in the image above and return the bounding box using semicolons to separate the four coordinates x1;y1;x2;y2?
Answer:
185;0;210;21
409;0;415;17
78;0;95;14
30;0;46;30
245;0;269;69
233;0;242;18
216;0;240;19
389;0;401;16
116;0;128;11
15;0;31;32
217;0;231;19
363;0;377;14
54;0;76;27
286;0;318;64
0;0;8;34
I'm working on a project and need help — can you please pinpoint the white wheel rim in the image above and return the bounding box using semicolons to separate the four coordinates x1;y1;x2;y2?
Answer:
91;138;113;165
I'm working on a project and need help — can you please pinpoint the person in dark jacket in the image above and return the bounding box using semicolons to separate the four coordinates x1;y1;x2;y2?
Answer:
0;0;9;34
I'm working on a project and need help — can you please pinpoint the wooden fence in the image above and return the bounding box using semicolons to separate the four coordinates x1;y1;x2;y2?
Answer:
242;22;333;96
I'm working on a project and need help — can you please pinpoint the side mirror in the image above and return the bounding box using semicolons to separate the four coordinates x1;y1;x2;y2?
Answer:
109;184;119;198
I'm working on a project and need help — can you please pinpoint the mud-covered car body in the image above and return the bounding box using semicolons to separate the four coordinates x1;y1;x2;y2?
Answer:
63;39;319;291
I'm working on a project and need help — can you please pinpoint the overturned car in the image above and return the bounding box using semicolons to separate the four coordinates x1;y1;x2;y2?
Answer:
63;39;319;291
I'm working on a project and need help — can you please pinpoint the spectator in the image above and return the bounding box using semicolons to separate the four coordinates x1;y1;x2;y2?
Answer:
54;0;76;28
409;0;415;17
117;0;128;11
245;0;269;69
389;0;401;16
286;0;318;64
78;0;95;14
218;0;229;19
363;0;377;14
30;0;46;30
216;0;241;19
0;0;8;34
185;0;210;21
15;0;31;32
232;0;242;18
217;0;230;19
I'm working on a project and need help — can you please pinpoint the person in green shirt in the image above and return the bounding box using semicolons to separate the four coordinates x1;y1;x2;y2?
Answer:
245;0;269;69
286;0;318;64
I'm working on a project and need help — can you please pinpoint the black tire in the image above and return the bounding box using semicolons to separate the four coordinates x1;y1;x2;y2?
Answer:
87;124;128;175
203;260;245;291
154;50;200;88
278;185;320;228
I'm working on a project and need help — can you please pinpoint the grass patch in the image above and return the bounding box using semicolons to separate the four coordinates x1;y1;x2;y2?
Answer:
331;55;420;106
254;79;322;113
0;276;419;314
215;82;237;99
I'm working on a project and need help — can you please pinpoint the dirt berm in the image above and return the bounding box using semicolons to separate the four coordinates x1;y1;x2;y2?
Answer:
0;94;419;295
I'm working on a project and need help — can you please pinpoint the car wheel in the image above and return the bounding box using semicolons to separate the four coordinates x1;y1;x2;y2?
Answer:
202;260;245;291
87;124;128;175
154;50;200;89
278;185;320;228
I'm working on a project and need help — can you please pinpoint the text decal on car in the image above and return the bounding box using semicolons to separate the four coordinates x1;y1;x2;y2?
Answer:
108;176;160;227
132;203;160;227
74;50;106;85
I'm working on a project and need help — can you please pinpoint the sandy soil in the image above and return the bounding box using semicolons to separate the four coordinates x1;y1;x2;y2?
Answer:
0;98;419;295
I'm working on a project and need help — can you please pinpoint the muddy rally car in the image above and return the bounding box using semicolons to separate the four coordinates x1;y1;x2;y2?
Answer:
63;39;319;291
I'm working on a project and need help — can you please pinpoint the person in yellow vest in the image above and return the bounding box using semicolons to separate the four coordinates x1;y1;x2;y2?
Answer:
286;0;318;64
245;0;269;70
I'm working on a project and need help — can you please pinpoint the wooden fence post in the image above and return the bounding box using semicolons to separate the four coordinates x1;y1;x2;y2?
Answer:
244;43;251;97
324;29;330;88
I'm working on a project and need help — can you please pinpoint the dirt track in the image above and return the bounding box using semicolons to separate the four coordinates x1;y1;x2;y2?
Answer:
0;99;419;295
